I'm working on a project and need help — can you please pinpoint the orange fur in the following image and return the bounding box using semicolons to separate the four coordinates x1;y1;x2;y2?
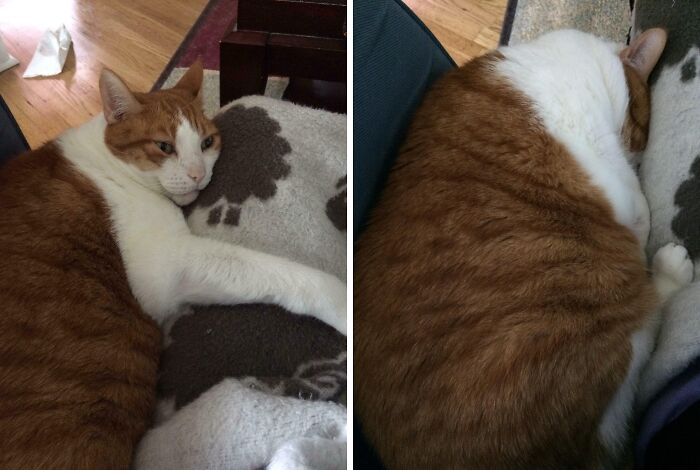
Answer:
354;52;657;469
0;68;219;468
0;144;159;469
622;64;651;153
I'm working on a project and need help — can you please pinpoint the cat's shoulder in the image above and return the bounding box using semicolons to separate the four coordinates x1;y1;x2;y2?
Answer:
0;140;100;203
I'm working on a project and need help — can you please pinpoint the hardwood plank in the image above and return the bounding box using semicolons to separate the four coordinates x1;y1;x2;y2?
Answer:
0;0;208;148
0;0;509;147
403;0;508;65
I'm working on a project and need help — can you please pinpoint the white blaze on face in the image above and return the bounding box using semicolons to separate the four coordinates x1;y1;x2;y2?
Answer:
175;114;206;184
155;113;220;205
157;115;203;202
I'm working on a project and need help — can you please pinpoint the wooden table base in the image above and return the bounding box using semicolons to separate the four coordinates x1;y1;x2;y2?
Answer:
219;30;346;112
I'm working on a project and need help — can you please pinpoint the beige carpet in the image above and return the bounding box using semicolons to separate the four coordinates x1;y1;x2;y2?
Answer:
508;0;632;45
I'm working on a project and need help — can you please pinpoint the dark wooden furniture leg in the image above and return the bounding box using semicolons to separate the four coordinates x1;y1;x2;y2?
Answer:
283;79;346;114
220;31;346;110
268;34;346;113
265;34;345;83
219;31;268;107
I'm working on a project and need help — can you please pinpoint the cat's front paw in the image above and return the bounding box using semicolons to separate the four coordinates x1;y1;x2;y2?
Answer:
653;242;694;301
316;274;347;336
654;243;693;286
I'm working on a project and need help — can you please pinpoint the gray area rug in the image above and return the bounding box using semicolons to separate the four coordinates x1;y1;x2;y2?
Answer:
504;0;632;45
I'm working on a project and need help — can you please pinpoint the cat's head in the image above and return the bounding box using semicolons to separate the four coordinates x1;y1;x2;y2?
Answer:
618;28;667;155
99;61;220;206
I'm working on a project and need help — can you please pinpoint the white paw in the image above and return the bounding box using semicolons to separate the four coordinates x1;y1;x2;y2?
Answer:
318;274;347;336
653;242;693;288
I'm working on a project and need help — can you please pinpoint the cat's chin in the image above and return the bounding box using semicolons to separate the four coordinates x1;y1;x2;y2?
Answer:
170;190;200;207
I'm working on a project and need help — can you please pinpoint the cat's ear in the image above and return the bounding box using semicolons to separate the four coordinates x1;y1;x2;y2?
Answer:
619;28;667;82
174;59;203;99
99;69;143;124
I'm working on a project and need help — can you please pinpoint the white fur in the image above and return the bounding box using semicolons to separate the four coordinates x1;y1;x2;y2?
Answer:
597;243;693;457
188;95;347;281
267;433;347;470
158;115;215;206
498;30;650;245
495;30;680;460
597;317;658;459
133;379;347;470
56;114;346;334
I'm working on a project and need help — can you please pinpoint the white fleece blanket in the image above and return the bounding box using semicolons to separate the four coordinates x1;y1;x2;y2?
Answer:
134;96;347;470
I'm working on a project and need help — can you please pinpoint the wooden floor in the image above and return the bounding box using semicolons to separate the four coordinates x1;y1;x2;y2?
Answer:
0;0;507;148
404;0;508;65
0;0;207;148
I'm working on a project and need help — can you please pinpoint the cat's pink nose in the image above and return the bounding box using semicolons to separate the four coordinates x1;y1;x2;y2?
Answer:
188;166;205;183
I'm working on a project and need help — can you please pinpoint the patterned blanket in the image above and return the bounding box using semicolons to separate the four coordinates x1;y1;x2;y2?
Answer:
500;3;700;465
134;96;347;470
631;1;700;467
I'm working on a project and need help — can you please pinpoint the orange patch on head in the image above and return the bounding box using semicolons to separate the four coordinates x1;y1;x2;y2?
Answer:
99;62;219;171
622;64;651;153
618;28;667;153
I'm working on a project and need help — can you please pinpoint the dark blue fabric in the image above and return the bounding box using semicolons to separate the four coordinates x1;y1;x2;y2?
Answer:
354;415;385;469
353;0;455;234
353;2;454;465
0;95;28;164
636;357;700;469
644;398;700;469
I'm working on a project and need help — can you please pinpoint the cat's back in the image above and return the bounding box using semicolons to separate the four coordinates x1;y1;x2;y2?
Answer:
355;42;656;469
0;144;160;469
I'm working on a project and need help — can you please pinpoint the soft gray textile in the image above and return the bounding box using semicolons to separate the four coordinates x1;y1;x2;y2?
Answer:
135;95;347;470
505;0;700;411
632;0;700;407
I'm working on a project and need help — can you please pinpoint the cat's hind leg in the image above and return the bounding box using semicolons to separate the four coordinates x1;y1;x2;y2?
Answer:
597;243;693;465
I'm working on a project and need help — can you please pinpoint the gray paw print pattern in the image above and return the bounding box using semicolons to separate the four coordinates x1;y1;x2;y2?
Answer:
206;202;241;226
158;303;346;409
184;104;292;226
672;156;700;259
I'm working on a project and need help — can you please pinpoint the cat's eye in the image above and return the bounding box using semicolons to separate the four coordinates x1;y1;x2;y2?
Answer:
201;136;214;151
156;141;175;155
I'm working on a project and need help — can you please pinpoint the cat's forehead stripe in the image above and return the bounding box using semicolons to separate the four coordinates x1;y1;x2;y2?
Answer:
176;114;202;152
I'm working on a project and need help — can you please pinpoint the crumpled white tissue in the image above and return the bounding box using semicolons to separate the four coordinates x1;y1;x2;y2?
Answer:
23;25;71;78
0;32;19;74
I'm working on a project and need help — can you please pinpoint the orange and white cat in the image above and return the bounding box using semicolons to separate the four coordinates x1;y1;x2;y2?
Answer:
355;28;688;469
0;62;345;469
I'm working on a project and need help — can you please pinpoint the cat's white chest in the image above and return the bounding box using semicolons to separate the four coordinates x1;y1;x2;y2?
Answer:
567;147;650;245
103;185;190;320
57;119;190;320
